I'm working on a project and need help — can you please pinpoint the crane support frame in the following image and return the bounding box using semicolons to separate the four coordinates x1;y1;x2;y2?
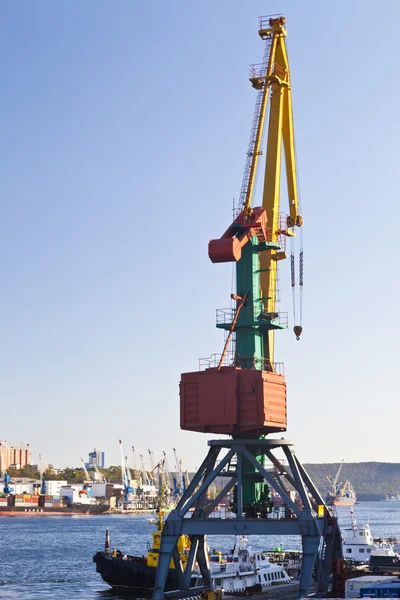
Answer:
152;439;342;600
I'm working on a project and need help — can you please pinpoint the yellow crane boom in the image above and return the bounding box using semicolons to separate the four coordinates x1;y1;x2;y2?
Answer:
242;15;303;364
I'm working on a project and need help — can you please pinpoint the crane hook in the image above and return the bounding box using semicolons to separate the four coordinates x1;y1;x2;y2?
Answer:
293;325;303;341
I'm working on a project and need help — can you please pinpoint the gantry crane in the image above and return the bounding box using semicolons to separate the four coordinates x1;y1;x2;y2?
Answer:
154;16;343;600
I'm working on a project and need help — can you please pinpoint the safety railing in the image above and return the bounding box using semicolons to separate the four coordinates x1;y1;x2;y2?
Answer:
249;62;288;83
216;308;288;328
235;356;284;373
249;63;267;79
199;352;235;370
259;310;288;328
258;14;284;31
209;504;234;520
199;353;284;374
216;308;235;325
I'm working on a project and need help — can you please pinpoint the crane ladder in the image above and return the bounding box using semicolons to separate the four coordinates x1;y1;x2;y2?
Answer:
238;36;272;212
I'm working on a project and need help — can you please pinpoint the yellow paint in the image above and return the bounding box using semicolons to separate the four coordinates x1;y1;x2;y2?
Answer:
242;33;277;216
147;508;190;569
201;591;223;600
249;17;303;364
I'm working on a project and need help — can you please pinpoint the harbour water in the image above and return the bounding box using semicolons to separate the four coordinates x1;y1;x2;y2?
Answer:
1;502;400;599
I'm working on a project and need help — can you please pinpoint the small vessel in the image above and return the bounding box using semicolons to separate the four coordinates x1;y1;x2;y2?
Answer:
93;509;197;596
342;513;397;563
194;537;290;594
385;494;400;501
332;481;357;507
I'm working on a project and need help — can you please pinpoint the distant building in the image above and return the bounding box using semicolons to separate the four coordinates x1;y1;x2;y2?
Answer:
86;449;105;469
0;441;31;472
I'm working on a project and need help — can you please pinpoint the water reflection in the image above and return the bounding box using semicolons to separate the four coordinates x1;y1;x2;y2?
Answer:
96;592;147;600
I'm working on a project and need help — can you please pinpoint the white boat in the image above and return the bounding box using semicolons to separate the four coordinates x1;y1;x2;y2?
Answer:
342;514;397;563
195;537;290;593
385;494;400;501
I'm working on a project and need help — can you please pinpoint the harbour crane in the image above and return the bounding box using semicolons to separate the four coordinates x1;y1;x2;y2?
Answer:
38;453;46;494
3;473;13;494
162;451;175;494
132;446;142;488
80;457;94;496
326;460;344;495
140;454;150;486
148;450;158;487
154;15;344;600
173;447;185;494
181;11;305;519
92;457;104;483
333;460;344;490
119;440;133;502
124;455;132;482
80;457;92;483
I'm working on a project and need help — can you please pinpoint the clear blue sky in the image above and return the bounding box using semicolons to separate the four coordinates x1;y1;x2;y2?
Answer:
1;0;399;471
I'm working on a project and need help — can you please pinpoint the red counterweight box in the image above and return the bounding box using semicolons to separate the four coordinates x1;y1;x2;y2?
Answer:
180;367;287;435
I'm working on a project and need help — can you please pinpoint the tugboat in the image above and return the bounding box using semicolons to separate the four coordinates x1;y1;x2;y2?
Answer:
93;509;197;596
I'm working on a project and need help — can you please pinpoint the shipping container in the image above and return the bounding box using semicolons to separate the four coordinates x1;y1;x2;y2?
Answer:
361;582;400;597
346;576;398;598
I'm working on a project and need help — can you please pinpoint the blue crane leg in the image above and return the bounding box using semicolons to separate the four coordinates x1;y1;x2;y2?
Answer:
152;534;180;600
297;534;320;599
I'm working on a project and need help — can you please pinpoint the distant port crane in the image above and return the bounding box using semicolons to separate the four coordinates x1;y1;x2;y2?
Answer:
3;473;13;494
326;459;345;496
140;454;150;486
119;439;133;503
173;447;186;494
92;457;104;483
80;457;91;482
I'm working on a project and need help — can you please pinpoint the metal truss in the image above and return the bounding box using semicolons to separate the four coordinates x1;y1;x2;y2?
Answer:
152;438;342;600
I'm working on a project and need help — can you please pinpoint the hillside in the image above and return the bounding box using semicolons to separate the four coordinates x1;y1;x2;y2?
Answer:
304;462;400;501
